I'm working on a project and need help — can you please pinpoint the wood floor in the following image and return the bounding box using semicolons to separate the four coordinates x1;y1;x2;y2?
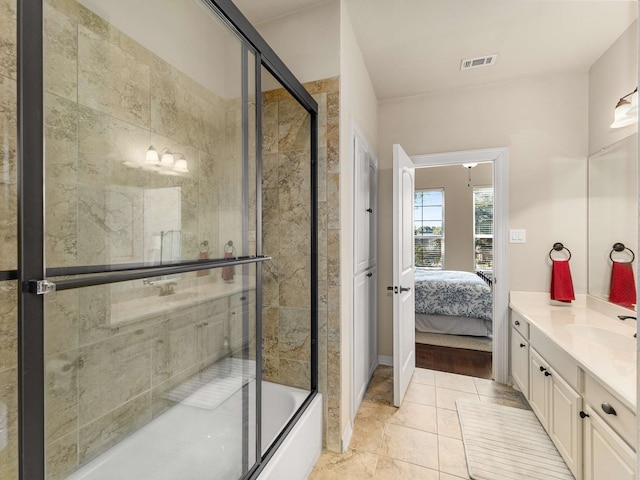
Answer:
415;342;493;379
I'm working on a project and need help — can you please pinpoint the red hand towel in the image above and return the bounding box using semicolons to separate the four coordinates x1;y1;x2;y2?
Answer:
609;261;636;308
550;259;575;303
221;252;234;281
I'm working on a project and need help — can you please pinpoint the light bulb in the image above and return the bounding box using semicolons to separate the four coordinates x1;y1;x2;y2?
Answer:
145;145;160;165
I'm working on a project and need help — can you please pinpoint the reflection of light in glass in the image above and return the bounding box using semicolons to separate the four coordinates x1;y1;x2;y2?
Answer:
174;157;189;173
145;145;160;165
160;149;175;167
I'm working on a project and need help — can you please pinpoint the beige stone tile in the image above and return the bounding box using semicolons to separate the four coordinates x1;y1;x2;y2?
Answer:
150;60;205;149
326;115;339;173
0;282;16;372
479;394;530;410
278;97;310;153
45;182;78;268
0;74;17;272
373;455;439;480
278;255;311;308
45;93;78;185
362;371;393;406
438;435;471;479
45;287;78;357
388;401;437;434
309;449;377;480
0;367;17;479
437;407;462;439
44;4;78;101
78;25;150;127
261;101;279;155
349;416;386;454
0;0;16;80
76;104;149;187
325;395;342;452
45;351;78;443
474;378;529;406
326;174;340;229
412;368;436;385
404;382;436;407
435;371;478;393
440;473;471;480
435;387;479;411
77;332;151;424
379;423;438;469
46;431;78;480
78;392;151;465
279;358;310;390
278;307;310;361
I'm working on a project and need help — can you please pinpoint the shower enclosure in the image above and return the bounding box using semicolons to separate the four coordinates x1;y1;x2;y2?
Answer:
14;0;318;478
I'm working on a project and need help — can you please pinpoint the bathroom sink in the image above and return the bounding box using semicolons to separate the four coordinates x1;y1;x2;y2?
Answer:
566;324;635;349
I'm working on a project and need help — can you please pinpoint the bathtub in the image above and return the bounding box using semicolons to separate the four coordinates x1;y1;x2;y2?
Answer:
67;380;322;480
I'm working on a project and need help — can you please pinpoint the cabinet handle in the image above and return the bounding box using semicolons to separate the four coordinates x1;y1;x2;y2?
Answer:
519;343;526;348
539;366;547;372
515;320;520;326
366;272;373;277
579;411;590;419
601;403;617;416
366;208;373;213
544;371;551;377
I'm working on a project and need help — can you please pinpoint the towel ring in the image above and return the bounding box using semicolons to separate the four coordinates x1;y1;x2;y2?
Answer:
549;242;571;261
609;242;635;263
224;240;236;255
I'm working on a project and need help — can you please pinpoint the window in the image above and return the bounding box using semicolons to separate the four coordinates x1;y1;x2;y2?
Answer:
474;187;493;271
414;189;444;268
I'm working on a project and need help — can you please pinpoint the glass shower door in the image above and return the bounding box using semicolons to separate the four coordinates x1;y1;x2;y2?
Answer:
39;0;260;478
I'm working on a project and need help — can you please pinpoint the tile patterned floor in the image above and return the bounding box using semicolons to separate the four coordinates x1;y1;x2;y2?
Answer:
309;366;529;479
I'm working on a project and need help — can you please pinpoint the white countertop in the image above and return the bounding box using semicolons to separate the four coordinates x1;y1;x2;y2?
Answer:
509;291;637;410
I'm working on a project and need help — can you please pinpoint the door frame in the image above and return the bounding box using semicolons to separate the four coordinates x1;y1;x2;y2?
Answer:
410;147;509;383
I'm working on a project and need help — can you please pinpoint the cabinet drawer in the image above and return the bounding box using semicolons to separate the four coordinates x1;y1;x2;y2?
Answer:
511;311;529;339
583;373;636;450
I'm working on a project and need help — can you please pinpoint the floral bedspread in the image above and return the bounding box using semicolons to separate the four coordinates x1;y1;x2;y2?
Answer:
414;269;493;321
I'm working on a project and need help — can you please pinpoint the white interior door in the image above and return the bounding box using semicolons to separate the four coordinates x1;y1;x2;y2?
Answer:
392;144;416;407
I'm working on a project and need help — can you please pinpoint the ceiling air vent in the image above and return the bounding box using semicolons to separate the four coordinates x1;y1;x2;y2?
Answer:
460;54;498;71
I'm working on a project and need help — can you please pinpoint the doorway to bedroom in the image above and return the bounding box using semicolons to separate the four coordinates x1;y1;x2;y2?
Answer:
413;162;494;378
397;147;508;386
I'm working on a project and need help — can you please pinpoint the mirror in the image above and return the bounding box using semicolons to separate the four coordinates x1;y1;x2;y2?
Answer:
588;132;638;309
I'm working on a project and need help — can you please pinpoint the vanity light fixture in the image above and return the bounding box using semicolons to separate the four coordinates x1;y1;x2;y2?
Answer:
125;145;189;175
610;87;638;129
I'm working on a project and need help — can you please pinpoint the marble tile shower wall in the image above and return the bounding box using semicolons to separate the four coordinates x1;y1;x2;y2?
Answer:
261;77;340;451
40;0;249;478
0;0;17;477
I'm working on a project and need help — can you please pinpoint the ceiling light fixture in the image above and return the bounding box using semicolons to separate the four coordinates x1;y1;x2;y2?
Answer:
610;87;638;129
462;162;478;187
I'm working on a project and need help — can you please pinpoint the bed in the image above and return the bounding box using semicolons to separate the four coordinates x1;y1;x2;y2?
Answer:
414;269;493;336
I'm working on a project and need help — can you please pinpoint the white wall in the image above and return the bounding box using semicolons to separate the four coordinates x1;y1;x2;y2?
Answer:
254;1;340;85
589;20;638;155
339;0;378;443
377;73;589;357
415;163;493;272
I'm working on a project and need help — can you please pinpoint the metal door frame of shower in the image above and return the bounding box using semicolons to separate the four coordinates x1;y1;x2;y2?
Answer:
16;0;319;479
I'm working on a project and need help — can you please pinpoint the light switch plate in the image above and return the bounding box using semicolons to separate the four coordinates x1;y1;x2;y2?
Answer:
510;229;526;244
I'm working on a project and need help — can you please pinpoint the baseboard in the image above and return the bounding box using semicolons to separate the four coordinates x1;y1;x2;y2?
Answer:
341;421;353;453
378;355;393;366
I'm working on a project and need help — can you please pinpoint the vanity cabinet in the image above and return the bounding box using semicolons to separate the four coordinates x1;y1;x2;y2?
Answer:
583;404;636;480
529;347;582;478
510;313;529;398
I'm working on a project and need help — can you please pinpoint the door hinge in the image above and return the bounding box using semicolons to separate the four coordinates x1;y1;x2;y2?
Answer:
25;280;57;295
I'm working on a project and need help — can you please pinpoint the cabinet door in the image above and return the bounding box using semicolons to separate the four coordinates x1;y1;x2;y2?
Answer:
353;270;371;410
529;348;549;430
510;328;529;398
583;405;636;480
354;137;371;273
548;367;581;479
